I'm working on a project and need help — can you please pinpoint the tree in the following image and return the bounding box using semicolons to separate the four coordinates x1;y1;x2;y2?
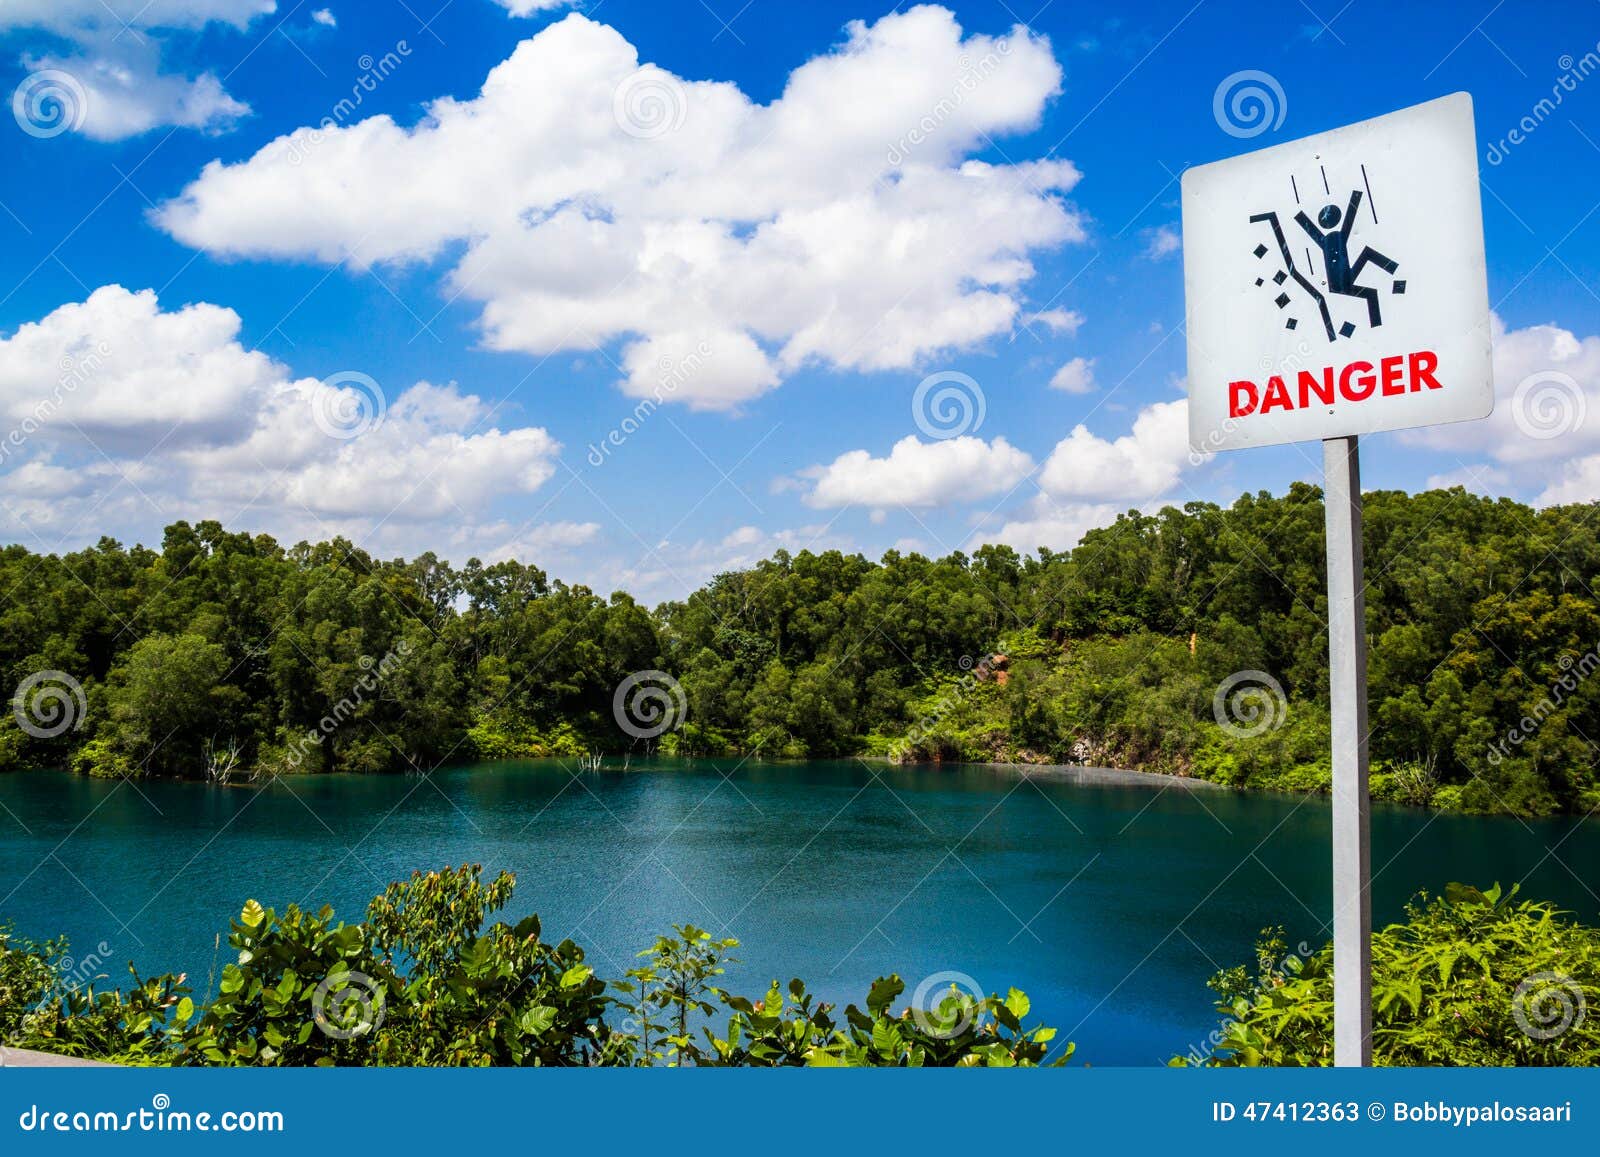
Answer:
81;632;241;778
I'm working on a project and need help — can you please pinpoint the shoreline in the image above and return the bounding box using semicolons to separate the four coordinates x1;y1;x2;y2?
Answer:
960;760;1230;790
7;756;1228;796
873;757;1229;791
12;760;1592;818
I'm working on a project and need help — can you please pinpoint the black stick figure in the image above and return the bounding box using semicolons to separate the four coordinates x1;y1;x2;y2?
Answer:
1295;189;1398;328
1250;210;1337;341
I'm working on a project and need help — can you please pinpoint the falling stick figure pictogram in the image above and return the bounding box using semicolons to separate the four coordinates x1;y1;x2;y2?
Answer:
1249;182;1402;342
1295;189;1398;329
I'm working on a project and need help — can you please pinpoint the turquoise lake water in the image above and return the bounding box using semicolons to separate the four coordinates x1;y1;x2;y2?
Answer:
2;759;1596;1065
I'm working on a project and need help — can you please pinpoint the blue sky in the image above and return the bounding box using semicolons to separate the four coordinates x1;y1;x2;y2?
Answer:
1;0;1597;601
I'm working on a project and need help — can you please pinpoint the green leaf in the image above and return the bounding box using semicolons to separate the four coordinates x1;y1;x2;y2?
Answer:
993;1003;1021;1033
519;1006;558;1035
805;1048;846;1067
1004;988;1030;1020
866;975;904;1017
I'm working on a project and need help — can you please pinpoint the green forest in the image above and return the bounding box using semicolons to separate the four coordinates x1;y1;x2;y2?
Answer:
3;483;1599;816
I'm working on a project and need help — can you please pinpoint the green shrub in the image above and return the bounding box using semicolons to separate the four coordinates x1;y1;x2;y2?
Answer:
176;899;398;1065
710;975;1065;1067
466;718;587;760
1182;883;1600;1067
0;922;59;1039
2;867;1068;1068
69;735;136;779
0;722;27;772
1;920;184;1064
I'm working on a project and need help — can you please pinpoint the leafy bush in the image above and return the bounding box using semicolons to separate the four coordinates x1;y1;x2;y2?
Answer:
1182;883;1600;1066
709;975;1065;1067
2;867;1066;1068
465;718;588;760
12;873;1599;1068
1;921;183;1064
0;922;60;1040
177;899;399;1065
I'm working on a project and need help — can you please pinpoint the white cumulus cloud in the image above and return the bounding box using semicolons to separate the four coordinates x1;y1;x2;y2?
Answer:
1399;314;1600;504
593;523;853;604
0;1;272;32
176;380;561;521
965;396;1194;552
492;0;580;14
2;0;270;139
967;499;1121;554
0;285;563;553
803;434;1034;508
1142;223;1181;260
1036;398;1191;501
1049;355;1095;393
1024;307;1084;336
0;285;278;451
154;7;1085;409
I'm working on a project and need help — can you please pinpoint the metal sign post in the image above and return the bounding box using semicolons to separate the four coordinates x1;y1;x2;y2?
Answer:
1182;93;1495;1068
1323;434;1372;1066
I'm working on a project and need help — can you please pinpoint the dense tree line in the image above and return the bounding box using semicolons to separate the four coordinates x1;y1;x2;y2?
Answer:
2;484;1599;814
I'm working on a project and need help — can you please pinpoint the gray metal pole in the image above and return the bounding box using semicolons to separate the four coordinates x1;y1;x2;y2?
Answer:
1323;434;1372;1067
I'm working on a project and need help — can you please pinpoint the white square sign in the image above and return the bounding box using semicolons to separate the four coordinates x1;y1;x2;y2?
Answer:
1183;92;1493;454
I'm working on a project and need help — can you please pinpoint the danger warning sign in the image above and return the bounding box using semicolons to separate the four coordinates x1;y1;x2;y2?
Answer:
1183;92;1493;454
